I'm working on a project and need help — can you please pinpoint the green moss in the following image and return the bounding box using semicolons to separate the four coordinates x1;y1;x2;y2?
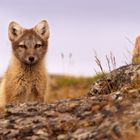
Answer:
132;57;140;64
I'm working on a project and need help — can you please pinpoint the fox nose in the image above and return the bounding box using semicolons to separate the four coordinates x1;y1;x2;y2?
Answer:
28;56;35;62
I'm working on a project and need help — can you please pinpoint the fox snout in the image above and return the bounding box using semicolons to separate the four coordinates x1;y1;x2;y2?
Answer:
25;55;38;65
28;56;35;62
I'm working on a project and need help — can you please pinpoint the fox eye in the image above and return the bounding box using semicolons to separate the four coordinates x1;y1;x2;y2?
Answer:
18;45;27;49
35;44;42;48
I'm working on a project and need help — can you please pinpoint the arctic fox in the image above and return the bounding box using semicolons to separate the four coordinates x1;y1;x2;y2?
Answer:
0;20;50;108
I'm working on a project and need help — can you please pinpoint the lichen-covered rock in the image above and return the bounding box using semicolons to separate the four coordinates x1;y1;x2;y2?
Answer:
88;64;140;95
0;94;139;140
0;64;139;140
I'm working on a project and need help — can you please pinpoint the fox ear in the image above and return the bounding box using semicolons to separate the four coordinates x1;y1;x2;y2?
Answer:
8;21;24;42
34;20;50;39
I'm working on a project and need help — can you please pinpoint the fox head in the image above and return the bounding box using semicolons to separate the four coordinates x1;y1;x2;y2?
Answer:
8;20;50;65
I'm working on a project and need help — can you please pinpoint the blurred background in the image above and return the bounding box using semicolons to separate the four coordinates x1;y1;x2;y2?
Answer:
0;0;139;77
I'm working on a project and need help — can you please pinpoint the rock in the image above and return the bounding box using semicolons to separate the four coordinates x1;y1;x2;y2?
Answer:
0;64;139;139
88;64;140;95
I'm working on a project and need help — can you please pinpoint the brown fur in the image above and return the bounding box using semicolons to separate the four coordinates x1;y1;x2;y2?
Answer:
132;36;140;64
0;20;50;108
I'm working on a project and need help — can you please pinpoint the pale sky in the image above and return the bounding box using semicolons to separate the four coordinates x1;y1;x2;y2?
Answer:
0;0;140;76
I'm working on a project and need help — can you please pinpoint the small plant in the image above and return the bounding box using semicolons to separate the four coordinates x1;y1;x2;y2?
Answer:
94;51;117;94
